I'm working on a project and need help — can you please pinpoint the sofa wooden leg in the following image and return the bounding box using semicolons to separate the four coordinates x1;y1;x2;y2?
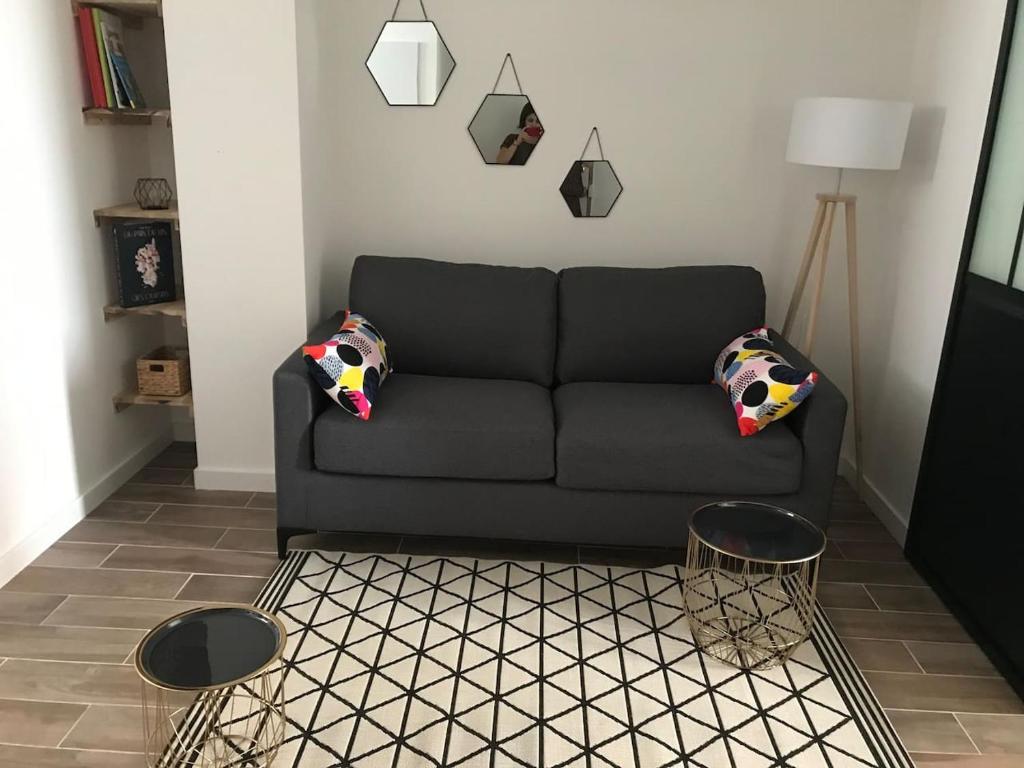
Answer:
277;527;313;560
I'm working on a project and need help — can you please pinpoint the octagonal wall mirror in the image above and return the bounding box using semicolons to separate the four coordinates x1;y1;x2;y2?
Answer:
468;55;544;165
366;2;454;106
559;128;623;217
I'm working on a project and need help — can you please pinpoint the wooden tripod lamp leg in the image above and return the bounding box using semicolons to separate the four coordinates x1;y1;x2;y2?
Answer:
803;201;836;356
845;200;864;493
783;193;864;496
782;199;829;339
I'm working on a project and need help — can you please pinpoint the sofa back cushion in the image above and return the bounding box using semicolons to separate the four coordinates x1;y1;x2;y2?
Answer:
349;255;558;386
557;265;766;384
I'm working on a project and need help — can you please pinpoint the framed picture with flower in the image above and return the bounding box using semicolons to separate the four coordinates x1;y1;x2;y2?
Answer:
112;221;177;307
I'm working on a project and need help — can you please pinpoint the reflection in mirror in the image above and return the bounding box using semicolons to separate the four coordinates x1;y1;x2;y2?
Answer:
366;21;455;106
559;160;623;217
468;94;544;165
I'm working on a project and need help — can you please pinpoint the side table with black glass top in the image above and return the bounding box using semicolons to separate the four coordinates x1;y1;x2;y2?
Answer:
683;501;827;669
134;605;287;767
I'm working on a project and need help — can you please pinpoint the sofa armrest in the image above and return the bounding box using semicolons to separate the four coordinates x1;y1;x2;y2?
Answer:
769;329;848;523
272;312;346;527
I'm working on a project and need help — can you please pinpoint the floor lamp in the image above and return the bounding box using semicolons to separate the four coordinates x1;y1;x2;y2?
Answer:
782;97;912;492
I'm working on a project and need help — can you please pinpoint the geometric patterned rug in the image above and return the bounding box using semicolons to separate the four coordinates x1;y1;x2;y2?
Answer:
231;551;913;767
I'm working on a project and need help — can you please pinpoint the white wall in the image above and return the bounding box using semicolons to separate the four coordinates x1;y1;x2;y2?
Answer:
822;0;1006;538
164;0;311;491
313;0;923;320
0;0;173;585
297;0;329;329
308;0;1003;530
162;0;1006;529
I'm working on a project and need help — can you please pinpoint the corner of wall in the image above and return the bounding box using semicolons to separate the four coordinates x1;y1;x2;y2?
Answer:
838;457;909;546
0;429;173;589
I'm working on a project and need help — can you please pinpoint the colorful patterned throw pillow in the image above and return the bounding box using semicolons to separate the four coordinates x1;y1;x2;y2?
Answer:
713;328;817;437
303;311;391;420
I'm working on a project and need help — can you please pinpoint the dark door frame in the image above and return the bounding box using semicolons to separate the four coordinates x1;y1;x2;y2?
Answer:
905;0;1022;696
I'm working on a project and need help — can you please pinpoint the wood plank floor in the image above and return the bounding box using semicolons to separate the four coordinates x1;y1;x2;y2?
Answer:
0;442;1020;766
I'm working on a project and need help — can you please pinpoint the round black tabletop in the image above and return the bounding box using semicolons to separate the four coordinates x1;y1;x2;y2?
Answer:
136;607;286;691
689;501;826;564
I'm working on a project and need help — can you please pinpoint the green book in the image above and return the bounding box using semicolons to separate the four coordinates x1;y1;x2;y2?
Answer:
92;9;114;108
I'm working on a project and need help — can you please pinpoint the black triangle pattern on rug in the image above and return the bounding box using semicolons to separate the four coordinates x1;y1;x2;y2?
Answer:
175;550;914;768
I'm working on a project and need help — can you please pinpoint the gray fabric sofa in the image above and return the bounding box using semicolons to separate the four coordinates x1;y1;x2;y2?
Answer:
273;255;847;558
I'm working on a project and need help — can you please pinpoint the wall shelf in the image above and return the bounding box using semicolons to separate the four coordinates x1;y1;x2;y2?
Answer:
104;298;185;326
94;201;179;228
113;389;192;413
76;0;191;426
72;1;162;19
83;107;171;126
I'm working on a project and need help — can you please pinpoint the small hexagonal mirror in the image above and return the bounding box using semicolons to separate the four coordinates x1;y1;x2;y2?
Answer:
560;160;623;217
469;94;544;165
366;21;455;106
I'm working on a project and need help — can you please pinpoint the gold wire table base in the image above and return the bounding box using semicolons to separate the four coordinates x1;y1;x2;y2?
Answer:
683;529;820;669
141;664;285;768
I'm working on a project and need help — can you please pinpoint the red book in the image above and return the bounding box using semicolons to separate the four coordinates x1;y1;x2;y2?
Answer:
77;8;106;107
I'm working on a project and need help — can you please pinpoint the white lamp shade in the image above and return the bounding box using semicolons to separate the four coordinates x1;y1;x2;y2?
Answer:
786;97;912;171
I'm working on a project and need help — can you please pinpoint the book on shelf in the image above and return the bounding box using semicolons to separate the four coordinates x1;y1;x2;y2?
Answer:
76;8;106;107
77;7;149;112
113;221;177;308
91;9;115;108
98;11;127;108
103;17;146;108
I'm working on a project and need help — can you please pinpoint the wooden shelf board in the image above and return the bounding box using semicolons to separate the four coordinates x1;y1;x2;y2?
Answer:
83;107;171;126
104;299;185;325
72;1;161;19
94;201;178;228
113;389;192;413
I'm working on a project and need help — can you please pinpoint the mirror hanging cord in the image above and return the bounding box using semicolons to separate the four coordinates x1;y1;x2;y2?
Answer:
391;0;428;20
579;127;605;161
492;53;524;95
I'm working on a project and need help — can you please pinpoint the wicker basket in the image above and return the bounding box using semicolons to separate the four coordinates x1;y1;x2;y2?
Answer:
137;347;190;397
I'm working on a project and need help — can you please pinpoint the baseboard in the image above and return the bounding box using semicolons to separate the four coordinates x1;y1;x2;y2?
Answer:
193;467;275;493
0;430;173;588
838;457;909;546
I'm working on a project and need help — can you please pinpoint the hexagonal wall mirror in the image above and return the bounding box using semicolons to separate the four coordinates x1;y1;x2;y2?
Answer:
560;161;622;217
559;128;622;217
366;5;454;106
468;55;544;165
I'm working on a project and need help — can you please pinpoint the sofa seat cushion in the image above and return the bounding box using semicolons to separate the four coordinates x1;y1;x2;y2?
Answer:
554;382;802;494
314;374;554;480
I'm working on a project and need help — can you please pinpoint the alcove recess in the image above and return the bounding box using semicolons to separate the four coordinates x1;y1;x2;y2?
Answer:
74;0;193;421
